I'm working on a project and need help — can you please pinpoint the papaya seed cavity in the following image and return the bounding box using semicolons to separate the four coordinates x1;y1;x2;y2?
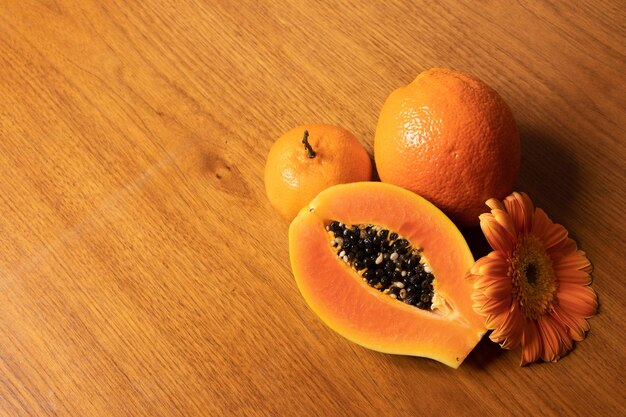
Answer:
325;220;435;310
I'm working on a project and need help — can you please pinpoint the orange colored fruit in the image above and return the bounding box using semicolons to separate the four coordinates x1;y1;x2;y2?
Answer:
374;68;520;227
289;182;485;368
265;124;372;220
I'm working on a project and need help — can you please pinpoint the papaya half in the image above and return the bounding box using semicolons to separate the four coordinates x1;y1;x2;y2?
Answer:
289;182;486;368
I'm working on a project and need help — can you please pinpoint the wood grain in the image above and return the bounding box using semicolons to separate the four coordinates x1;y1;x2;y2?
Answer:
1;1;624;416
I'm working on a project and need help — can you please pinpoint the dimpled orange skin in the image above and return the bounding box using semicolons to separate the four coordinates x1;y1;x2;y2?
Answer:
374;68;521;227
265;124;372;220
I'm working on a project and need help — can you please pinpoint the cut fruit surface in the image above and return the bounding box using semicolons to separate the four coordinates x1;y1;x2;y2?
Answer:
289;182;486;368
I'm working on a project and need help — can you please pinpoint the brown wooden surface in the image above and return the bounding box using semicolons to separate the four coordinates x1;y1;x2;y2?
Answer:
1;1;625;416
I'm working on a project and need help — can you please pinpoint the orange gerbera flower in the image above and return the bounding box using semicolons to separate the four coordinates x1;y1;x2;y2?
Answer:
467;192;597;365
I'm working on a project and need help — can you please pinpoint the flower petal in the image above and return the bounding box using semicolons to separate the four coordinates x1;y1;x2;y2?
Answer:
536;316;559;362
520;320;543;365
473;275;510;293
490;304;523;349
557;285;598;318
484;312;506;330
530;207;551;243
477;292;511;315
483;278;513;299
542;223;569;250
472;291;490;310
553;249;592;274
470;251;509;275
530;208;569;251
504;192;533;234
537;316;573;362
486;197;506;211
554;268;592;285
472;275;493;290
551;306;591;341
547;236;577;260
491;208;518;241
554;326;573;360
480;214;515;254
477;259;509;277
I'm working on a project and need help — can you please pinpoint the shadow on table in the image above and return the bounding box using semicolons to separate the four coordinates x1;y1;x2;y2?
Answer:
516;125;582;220
463;335;506;369
370;334;505;373
461;225;491;260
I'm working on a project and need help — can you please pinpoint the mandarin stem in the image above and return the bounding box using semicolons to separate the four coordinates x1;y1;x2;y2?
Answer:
302;130;316;158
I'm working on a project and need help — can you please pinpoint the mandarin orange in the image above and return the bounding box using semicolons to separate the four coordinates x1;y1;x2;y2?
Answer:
265;124;372;220
374;68;520;227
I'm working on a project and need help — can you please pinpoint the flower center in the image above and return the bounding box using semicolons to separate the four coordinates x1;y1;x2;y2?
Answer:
510;234;557;319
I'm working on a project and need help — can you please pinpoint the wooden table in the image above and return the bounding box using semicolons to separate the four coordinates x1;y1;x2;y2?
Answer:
1;1;624;416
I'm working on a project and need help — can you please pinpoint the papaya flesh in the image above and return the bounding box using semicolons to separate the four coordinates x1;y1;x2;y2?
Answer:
289;182;486;368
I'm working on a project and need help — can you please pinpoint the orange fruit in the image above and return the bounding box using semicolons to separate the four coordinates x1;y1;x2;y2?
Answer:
374;68;520;227
265;124;372;220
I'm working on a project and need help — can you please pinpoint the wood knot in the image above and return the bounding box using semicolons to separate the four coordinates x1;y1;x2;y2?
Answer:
201;151;249;197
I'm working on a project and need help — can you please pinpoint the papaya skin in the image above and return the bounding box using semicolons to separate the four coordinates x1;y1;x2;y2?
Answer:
289;182;486;368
